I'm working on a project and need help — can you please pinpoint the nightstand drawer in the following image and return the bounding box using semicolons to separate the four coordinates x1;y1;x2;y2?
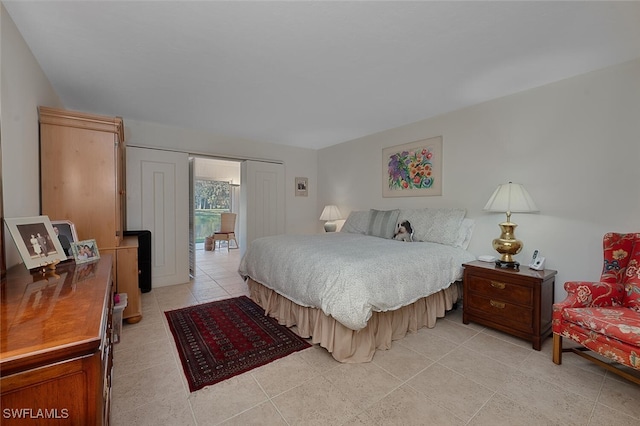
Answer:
465;293;532;329
466;275;533;306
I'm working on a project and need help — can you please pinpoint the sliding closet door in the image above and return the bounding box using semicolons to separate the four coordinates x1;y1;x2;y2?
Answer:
240;160;285;255
127;147;190;287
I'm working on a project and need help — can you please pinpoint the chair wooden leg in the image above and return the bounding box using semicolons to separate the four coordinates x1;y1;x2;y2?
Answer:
568;348;640;385
552;333;562;365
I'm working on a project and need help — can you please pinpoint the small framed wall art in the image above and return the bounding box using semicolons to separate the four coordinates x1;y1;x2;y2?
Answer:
295;177;308;197
382;136;443;197
4;215;67;270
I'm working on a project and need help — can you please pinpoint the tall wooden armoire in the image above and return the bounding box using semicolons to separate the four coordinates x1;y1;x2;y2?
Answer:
39;106;142;323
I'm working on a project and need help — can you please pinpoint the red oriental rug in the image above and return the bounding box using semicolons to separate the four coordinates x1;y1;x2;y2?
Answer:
165;296;311;392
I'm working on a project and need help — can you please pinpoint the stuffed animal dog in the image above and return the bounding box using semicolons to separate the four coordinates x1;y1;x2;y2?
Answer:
394;220;413;242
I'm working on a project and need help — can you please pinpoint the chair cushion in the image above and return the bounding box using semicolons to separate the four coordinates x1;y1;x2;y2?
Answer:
562;307;640;346
556;321;640;369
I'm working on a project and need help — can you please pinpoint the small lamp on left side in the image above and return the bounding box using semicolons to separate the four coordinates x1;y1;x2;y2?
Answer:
320;205;342;232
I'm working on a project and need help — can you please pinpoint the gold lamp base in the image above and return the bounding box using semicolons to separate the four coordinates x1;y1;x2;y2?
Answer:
492;221;523;269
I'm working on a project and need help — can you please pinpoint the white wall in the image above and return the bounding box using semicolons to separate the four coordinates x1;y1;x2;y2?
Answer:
124;119;319;235
318;58;640;301
1;4;61;268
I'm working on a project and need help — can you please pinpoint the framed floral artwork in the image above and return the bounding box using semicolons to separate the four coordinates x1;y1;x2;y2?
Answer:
382;136;442;197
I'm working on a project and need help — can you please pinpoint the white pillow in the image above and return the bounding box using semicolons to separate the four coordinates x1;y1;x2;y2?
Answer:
398;208;466;246
454;218;475;249
340;210;371;234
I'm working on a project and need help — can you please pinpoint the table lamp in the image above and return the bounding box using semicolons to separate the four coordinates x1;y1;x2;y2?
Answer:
320;205;341;232
483;182;538;268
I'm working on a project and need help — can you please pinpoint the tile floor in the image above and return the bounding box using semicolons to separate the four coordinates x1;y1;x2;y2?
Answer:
111;246;640;425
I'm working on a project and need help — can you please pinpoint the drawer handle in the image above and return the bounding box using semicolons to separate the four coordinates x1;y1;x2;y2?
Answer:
490;300;505;309
490;281;506;290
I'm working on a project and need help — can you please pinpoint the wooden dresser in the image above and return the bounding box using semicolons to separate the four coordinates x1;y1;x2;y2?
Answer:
1;256;114;425
462;260;556;350
39;106;142;323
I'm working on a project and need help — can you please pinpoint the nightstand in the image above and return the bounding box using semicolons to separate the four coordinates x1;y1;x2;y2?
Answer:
462;260;557;350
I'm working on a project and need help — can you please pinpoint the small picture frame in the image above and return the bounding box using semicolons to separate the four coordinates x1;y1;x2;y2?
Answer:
4;216;67;270
295;177;308;197
71;239;100;264
51;220;78;260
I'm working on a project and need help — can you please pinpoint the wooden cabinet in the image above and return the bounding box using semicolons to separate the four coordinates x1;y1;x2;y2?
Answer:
462;260;556;350
102;236;142;323
1;256;114;425
39;106;142;323
39;106;125;249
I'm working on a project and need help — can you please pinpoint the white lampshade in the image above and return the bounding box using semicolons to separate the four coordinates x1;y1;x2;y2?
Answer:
320;205;341;232
319;205;342;221
484;182;538;268
484;182;538;214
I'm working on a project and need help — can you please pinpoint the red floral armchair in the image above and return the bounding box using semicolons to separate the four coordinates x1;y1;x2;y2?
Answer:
552;232;640;384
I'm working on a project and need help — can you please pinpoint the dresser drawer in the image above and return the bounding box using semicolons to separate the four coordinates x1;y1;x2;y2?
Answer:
466;275;533;306
465;293;533;330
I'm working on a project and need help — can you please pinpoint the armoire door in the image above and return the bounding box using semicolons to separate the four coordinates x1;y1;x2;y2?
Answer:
126;147;190;287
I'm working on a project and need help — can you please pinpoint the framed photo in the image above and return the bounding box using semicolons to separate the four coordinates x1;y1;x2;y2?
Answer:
71;239;100;264
4;216;67;270
295;177;308;197
51;220;78;260
382;136;443;197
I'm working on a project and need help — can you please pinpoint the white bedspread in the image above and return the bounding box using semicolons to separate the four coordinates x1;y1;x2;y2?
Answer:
238;233;476;330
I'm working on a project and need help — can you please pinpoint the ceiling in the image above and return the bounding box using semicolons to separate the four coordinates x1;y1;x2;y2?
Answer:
4;1;640;150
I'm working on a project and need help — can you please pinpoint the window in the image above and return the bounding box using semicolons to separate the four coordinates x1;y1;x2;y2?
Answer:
194;180;230;243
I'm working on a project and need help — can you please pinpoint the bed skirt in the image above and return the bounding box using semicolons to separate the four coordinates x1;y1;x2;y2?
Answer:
247;278;462;363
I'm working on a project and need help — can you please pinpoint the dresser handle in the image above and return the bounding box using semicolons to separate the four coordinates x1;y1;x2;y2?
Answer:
490;300;505;309
490;281;506;290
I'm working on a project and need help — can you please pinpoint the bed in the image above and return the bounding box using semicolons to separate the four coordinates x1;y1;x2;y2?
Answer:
238;208;476;362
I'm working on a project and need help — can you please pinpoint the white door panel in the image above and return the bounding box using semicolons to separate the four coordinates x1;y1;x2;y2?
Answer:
240;161;285;255
127;147;190;287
